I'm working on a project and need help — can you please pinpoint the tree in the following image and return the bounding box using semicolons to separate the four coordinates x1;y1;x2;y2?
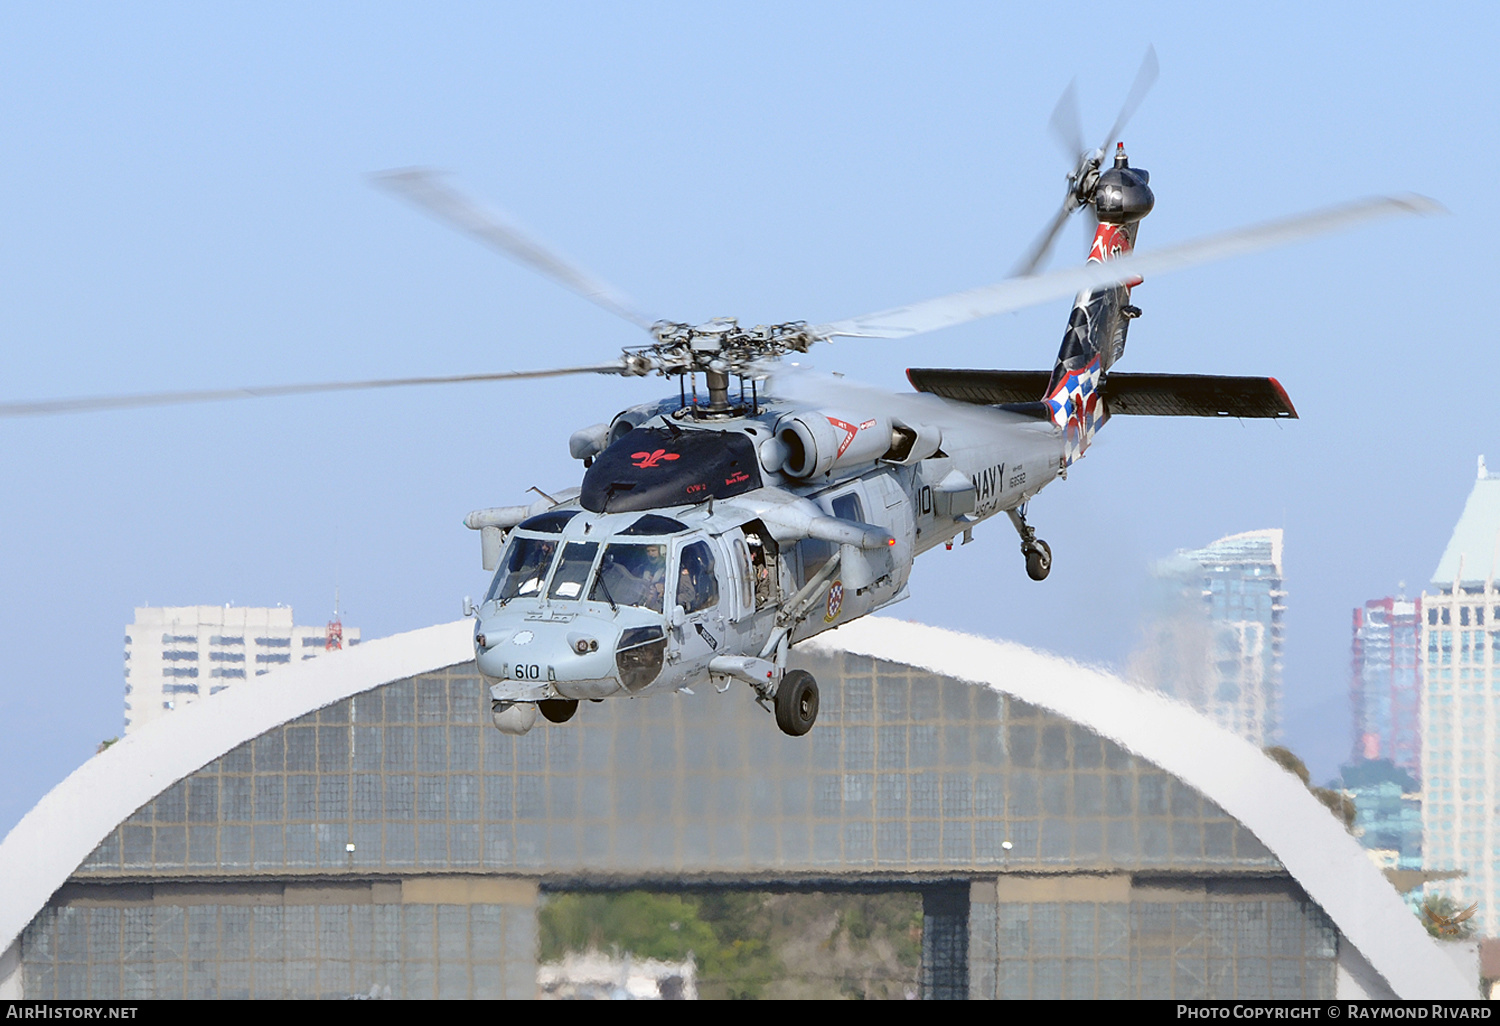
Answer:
537;890;784;999
538;891;716;963
1264;745;1356;829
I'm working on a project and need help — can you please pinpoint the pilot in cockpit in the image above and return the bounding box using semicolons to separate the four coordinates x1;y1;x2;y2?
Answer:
509;539;556;598
595;543;667;611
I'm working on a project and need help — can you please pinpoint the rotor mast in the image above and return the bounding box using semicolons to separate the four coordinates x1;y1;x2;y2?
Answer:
643;318;815;417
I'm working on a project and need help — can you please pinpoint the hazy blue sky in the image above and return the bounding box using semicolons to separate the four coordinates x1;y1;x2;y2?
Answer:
1;2;1494;837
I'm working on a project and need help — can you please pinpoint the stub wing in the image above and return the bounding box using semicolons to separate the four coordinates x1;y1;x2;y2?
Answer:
907;368;1297;419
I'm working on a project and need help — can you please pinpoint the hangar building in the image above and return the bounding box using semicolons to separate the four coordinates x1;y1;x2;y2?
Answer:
0;619;1473;999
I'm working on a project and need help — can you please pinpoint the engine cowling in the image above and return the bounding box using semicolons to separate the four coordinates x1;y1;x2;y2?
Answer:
775;411;894;479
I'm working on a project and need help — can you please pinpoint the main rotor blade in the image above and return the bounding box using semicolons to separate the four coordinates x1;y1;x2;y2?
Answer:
815;193;1442;340
0;363;634;419
374;168;657;332
1097;45;1159;157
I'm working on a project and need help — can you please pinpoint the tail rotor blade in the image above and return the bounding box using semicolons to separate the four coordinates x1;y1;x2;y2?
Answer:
1010;80;1088;278
1097;45;1159;156
0;361;641;419
1009;201;1074;278
1012;52;1155;279
1048;78;1085;162
374;168;658;332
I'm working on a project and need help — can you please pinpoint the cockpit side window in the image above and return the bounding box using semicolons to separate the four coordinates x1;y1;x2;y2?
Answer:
676;540;719;614
486;536;558;602
547;541;600;601
591;543;668;611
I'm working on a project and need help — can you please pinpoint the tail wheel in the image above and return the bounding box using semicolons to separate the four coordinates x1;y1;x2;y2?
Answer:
538;698;579;724
774;670;819;736
1025;540;1052;582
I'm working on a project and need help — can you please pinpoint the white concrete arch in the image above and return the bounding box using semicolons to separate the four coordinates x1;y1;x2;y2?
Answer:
807;618;1472;999
0;619;474;983
0;616;1472;998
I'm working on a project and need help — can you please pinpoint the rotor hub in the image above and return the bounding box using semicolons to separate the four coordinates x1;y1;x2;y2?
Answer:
634;318;817;381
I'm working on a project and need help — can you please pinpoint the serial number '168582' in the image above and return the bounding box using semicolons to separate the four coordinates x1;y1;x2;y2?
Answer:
512;664;543;680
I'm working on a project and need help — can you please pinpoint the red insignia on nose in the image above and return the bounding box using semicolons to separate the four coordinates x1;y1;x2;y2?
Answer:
632;449;680;469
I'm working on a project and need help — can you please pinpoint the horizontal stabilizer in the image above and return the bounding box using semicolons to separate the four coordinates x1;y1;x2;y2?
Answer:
906;368;1297;419
906;368;1051;405
1101;373;1298;418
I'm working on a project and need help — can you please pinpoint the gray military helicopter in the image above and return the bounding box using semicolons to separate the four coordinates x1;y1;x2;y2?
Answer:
0;62;1437;738
368;149;1433;736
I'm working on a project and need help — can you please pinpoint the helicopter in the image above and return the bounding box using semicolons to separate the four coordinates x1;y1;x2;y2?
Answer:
404;152;1432;738
0;62;1438;738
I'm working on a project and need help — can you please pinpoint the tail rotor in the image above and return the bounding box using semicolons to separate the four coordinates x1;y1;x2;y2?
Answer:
1011;46;1159;277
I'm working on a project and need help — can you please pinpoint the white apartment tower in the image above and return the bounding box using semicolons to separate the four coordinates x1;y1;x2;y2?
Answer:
1421;456;1500;937
124;606;360;734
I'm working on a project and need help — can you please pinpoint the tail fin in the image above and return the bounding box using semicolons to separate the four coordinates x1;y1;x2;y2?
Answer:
1043;143;1153;465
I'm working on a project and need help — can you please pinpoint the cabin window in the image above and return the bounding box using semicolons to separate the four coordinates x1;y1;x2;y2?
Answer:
732;536;755;613
743;527;780;611
676;541;720;614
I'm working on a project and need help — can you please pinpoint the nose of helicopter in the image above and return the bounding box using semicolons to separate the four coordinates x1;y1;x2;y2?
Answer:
473;612;626;700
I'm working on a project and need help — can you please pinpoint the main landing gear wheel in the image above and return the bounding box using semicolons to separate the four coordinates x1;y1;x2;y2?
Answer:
774;670;819;736
1024;540;1053;582
1008;505;1051;582
539;699;579;724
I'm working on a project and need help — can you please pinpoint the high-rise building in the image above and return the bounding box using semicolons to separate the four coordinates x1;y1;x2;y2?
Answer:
1420;456;1500;937
1336;758;1423;873
124;605;359;734
1130;529;1286;746
1350;595;1423;777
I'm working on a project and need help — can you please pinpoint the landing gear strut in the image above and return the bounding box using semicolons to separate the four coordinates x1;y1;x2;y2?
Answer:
774;670;819;736
1007;505;1052;582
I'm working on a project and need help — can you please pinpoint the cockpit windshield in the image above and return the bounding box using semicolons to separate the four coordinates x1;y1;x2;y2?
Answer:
547;541;600;601
486;536;558;603
590;543;668;612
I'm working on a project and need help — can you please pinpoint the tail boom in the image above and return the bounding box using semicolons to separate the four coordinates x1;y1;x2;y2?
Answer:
1044;144;1154;465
